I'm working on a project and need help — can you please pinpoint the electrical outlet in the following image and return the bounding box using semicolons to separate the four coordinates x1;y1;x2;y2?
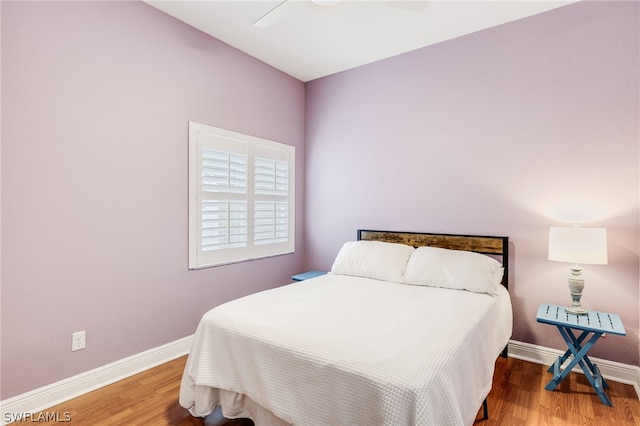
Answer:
72;331;86;351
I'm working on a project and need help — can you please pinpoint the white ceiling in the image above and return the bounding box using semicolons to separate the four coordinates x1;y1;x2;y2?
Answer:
145;0;577;82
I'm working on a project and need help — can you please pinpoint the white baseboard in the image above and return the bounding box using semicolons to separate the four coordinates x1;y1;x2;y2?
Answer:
0;335;193;425
1;337;637;425
507;339;640;399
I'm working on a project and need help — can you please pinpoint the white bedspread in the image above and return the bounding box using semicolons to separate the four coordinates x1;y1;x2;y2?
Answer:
180;274;513;426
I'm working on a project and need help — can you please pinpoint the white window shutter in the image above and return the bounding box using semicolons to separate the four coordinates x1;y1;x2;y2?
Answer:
189;122;295;268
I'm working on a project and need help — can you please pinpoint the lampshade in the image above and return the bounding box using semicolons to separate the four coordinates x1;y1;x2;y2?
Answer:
548;227;608;265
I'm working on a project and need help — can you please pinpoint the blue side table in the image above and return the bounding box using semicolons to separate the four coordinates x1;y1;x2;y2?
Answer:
291;270;327;281
536;303;626;406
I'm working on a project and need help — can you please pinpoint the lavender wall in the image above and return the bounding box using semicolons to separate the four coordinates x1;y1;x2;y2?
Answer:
305;1;639;365
1;1;305;399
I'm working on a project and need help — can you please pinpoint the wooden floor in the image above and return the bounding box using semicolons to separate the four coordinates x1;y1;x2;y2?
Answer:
23;355;640;425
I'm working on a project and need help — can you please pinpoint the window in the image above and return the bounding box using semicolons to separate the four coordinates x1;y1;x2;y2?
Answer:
189;122;295;269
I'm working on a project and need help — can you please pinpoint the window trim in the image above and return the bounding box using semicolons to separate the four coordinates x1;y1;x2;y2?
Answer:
188;121;295;269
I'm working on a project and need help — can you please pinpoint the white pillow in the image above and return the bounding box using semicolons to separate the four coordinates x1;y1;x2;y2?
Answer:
330;240;415;283
402;246;504;295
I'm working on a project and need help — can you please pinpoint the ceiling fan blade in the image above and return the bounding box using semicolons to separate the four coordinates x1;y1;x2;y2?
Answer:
254;1;293;28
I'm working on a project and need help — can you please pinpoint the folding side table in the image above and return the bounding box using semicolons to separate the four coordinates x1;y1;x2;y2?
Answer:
291;270;327;281
536;303;626;406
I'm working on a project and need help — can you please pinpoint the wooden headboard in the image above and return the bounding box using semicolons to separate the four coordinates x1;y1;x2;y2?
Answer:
357;229;509;289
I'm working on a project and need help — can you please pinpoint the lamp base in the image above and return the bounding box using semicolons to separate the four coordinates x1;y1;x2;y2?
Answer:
565;305;588;316
566;265;588;316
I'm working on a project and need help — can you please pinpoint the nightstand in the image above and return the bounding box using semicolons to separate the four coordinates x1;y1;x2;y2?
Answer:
291;270;327;281
536;303;626;406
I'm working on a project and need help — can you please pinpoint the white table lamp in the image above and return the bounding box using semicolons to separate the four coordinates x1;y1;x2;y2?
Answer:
548;226;608;315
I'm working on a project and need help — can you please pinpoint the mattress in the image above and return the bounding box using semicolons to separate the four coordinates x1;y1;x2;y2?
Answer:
180;273;513;425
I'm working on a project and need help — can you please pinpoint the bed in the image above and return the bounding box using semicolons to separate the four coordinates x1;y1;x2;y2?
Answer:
180;230;513;425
